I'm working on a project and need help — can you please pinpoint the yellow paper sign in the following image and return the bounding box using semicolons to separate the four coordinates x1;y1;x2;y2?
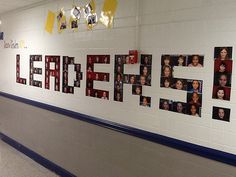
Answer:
45;11;55;33
100;0;118;28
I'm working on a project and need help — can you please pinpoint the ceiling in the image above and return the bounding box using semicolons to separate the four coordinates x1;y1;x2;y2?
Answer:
0;0;49;15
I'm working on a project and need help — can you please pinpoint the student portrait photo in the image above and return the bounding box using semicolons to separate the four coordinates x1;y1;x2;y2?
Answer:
187;55;204;67
141;54;152;66
214;60;232;74
188;103;200;117
123;75;129;84
212;86;231;101
132;85;142;95
173;102;186;114
160;77;172;88
172;78;187;90
187;80;202;94
214;73;231;87
140;96;151;107
159;99;172;111
161;55;173;67
173;55;186;66
114;91;123;102
101;91;109;100
161;65;172;78
140;65;151;85
129;75;137;85
187;92;202;107
139;75;146;85
214;47;232;60
212;106;230;122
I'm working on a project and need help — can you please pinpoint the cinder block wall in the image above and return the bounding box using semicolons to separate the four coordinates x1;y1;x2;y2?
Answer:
1;0;236;176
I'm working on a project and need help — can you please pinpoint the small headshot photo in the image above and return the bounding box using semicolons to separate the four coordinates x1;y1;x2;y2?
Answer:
115;65;123;74
103;56;110;64
160;77;173;88
161;65;173;78
129;75;137;85
214;60;232;74
87;56;94;65
188;103;200;117
123;75;129;84
74;64;81;72
214;47;232;60
141;54;152;66
187;92;202;107
212;86;231;101
115;73;123;83
74;81;80;87
140;65;151;86
173;102;186;114
140;96;151;107
159;99;173;111
94;91;99;98
214;73;231;87
212;106;230;122
172;78;187;90
95;56;100;63
214;86;225;100
138;75;146;85
101;91;109;100
115;55;125;65
86;80;93;88
187;80;202;94
86;88;94;97
132;85;142;95
114;82;123;92
76;73;82;80
68;86;74;94
140;65;151;77
114;91;123;102
161;55;173;67
174;55;186;66
187;55;204;67
125;55;130;64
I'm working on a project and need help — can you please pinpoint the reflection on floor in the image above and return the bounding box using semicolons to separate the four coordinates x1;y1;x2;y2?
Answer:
0;140;59;177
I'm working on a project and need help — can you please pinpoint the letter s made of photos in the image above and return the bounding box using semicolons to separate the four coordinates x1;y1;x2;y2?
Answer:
160;54;204;117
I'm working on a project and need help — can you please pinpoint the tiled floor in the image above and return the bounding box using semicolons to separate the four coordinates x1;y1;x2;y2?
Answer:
0;140;59;177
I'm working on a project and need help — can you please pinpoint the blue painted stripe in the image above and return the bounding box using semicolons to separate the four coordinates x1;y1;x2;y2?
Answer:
0;132;77;177
1;91;236;167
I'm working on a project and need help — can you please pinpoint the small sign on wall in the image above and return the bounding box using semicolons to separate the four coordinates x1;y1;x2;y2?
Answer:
0;32;3;40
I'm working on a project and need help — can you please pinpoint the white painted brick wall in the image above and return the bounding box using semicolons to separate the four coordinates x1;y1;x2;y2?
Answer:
1;0;236;154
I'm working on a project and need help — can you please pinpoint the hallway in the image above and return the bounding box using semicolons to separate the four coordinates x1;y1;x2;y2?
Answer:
0;140;58;177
